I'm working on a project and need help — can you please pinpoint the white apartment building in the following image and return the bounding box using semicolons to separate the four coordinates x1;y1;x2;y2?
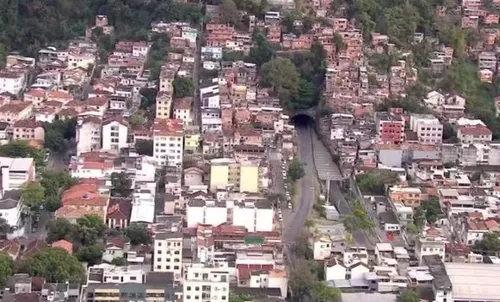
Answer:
187;199;228;228
233;201;274;232
0;189;24;231
410;114;443;144
153;232;183;281
416;236;446;265
0;157;36;191
183;264;230;302
76;116;102;156
0;70;26;96
152;118;184;166
173;98;193;125
87;264;144;284
200;81;219;109
102;118;129;153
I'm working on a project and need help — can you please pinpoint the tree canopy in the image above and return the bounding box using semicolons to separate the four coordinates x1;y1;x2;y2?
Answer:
111;172;133;197
135;139;154;156
29;247;85;283
288;158;306;181
247;31;276;66
76;214;107;246
173;77;195;98
0;0;202;57
22;181;46;209
46;218;76;244
357;170;398;194
125;223;152;245
43;118;77;154
398;289;421;302
0;252;14;287
0;141;46;168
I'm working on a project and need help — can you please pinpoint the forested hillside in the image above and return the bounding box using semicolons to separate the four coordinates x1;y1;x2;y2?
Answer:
0;0;202;58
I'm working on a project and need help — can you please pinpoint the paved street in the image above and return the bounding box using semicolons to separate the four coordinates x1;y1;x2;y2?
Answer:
281;122;377;248
283;125;315;243
193;25;202;126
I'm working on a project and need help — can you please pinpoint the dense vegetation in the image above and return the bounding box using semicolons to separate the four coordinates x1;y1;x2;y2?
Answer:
0;0;202;60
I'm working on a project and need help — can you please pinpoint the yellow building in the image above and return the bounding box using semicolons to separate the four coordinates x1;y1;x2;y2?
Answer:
184;126;201;152
389;186;423;208
210;158;231;192
156;91;172;119
239;163;259;193
209;158;259;193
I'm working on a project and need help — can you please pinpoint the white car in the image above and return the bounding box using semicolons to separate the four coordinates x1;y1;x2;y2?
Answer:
288;203;292;209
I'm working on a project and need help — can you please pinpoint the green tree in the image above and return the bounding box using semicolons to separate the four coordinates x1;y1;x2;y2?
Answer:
398;289;421;302
43;119;77;154
135;140;154;156
129;112;147;130
229;293;252;302
76;214;106;246
173;77;195;98
248;32;276;66
289;259;317;299
220;0;241;26
125;224;152;245
421;196;441;224
23;181;46;209
29;247;85;283
40;171;78;197
260;57;301;107
223;51;245;61
311;281;341;302
288;158;306;181
111;257;127;266
76;244;103;265
0;252;14;287
46;218;76;243
111;172;132;197
139;87;158;110
0;141;46;167
357;170;398;194
475;233;500;252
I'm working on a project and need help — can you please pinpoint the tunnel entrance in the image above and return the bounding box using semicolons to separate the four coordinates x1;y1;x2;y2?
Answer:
291;113;315;128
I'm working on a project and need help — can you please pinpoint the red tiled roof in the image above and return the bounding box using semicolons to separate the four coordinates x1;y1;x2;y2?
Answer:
153;118;184;136
51;239;73;254
87;97;108;106
458;125;492;136
13;119;43;129
107;198;132;220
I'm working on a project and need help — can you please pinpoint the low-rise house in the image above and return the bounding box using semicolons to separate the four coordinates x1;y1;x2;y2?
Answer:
0;190;24;238
106;198;132;229
0;102;33;123
457;124;492;144
12;119;45;142
51;239;73;254
102;236;130;263
55;179;110;222
173;97;193;125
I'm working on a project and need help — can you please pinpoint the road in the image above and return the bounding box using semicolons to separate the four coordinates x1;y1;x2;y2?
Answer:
330;181;374;248
281;123;376;248
193;24;202;126
283;125;315;243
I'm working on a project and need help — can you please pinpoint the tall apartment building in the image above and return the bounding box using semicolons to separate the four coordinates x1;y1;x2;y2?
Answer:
102;118;129;152
183;264;230;302
410;114;443;145
156;91;173;118
85;272;175;302
209;158;259;193
76;116;102;156
153;232;183;281
153;118;184;166
375;112;405;144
